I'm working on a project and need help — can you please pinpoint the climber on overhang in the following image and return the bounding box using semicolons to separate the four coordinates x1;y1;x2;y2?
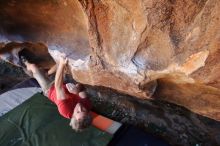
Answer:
19;54;93;131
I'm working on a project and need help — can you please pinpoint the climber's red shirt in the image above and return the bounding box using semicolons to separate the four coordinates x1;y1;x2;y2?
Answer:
48;84;92;119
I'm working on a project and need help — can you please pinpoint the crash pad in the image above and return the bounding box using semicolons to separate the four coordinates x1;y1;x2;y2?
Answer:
0;93;112;146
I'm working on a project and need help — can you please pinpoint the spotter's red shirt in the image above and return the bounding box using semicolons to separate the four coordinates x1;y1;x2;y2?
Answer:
48;84;92;119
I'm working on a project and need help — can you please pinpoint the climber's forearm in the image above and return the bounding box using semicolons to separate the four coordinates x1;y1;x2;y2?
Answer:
55;61;66;100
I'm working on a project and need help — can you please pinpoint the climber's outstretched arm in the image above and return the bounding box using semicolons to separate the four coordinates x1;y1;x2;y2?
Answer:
55;56;68;100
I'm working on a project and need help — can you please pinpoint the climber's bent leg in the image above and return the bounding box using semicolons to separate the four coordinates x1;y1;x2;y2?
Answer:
25;62;52;95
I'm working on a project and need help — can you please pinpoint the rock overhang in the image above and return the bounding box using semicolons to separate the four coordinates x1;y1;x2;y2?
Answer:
0;0;220;121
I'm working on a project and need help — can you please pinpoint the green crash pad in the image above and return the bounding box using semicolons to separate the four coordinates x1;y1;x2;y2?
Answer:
0;93;112;146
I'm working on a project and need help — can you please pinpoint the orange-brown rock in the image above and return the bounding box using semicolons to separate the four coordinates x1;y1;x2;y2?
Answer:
0;0;220;121
0;42;54;68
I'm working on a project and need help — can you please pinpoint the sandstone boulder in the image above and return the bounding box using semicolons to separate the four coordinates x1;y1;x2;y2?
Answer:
0;0;219;121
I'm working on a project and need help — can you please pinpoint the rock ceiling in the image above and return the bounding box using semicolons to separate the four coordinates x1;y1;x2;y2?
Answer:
0;0;219;121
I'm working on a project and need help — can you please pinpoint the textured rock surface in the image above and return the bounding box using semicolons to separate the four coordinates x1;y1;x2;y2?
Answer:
0;60;27;94
87;85;220;146
0;0;220;121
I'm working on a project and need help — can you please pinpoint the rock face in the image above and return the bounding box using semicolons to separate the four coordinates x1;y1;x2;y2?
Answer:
87;85;220;146
0;0;220;121
0;60;27;94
